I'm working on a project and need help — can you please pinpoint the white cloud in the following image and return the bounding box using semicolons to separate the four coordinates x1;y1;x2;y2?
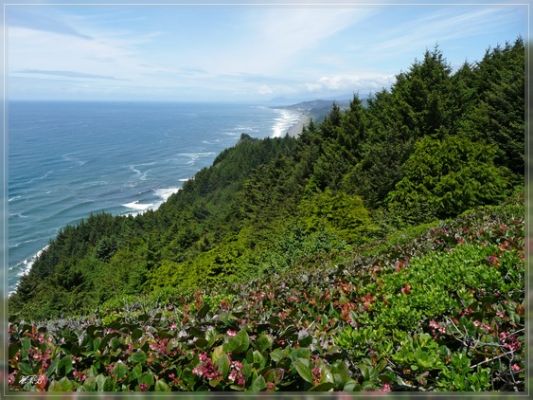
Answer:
357;6;522;58
207;7;376;75
305;72;394;93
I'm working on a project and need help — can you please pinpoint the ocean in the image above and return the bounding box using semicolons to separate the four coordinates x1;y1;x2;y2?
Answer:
7;101;303;294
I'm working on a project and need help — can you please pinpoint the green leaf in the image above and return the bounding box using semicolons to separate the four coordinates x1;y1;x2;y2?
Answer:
213;347;230;377
253;350;266;369
270;348;286;363
292;358;313;383
131;364;142;380
256;333;273;352
19;362;33;376
131;328;143;341
263;368;284;384
249;375;267;392
331;360;351;387
114;362;128;380
95;374;107;392
320;364;334;384
140;372;155;387
310;382;334;391
155;379;171;392
129;350;147;364
46;358;60;378
21;337;31;352
48;377;75;392
59;354;73;375
224;330;250;354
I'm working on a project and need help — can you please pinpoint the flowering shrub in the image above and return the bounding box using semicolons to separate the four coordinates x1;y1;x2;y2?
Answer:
8;200;524;392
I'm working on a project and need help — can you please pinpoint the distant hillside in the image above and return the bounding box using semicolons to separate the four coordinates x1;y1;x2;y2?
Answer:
272;98;354;122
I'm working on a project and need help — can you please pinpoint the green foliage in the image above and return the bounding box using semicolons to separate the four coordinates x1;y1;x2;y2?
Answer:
387;135;511;223
299;189;376;243
7;197;525;392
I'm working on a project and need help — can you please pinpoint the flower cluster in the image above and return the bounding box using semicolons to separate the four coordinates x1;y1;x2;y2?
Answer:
228;360;245;386
149;337;169;354
192;353;221;380
429;320;446;335
499;332;521;352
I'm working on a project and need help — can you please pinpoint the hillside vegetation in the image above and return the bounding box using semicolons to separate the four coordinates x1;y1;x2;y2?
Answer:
8;39;525;393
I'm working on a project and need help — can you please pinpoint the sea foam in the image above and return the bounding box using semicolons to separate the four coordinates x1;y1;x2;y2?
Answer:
9;245;50;295
272;109;303;138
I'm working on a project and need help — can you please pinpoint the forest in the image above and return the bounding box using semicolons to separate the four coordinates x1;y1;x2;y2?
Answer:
8;39;525;393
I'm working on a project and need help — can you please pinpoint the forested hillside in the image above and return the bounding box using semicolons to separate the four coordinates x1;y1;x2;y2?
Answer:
8;39;525;393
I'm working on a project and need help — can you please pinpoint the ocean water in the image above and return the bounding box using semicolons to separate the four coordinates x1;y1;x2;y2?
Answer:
7;101;302;294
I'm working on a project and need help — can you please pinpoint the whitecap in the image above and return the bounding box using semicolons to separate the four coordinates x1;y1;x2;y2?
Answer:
26;170;53;184
9;212;29;219
129;165;149;180
8;195;22;202
122;200;154;211
62;153;87;166
178;152;215;166
9;245;50;294
154;187;181;202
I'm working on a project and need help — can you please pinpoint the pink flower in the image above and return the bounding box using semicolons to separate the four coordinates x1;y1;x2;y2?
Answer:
381;383;392;392
460;307;473;316
170;323;177;330
228;360;245;386
139;383;148;391
8;372;16;386
401;284;411;295
429;320;446;334
227;329;237;337
73;369;86;382
193;353;221;381
499;332;521;352
312;366;321;385
496;311;505;318
36;374;48;391
511;364;521;373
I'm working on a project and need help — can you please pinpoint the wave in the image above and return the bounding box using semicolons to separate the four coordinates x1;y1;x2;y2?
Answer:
24;170;53;185
62;153;87;167
178;152;215;166
122;186;181;217
8;195;23;202
10;237;42;249
232;126;258;132
9;212;29;219
9;245;50;295
154;187;181;202
271;109;303;138
122;200;155;211
129;165;148;181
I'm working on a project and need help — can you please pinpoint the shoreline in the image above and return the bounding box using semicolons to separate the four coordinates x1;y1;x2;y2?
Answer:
286;113;311;137
8;105;306;295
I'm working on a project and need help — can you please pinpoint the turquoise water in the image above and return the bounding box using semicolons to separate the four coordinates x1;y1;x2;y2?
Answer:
7;101;301;293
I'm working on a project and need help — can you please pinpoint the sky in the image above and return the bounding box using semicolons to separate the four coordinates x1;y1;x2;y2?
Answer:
5;1;529;103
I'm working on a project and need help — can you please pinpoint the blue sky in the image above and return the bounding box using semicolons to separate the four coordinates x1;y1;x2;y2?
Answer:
6;1;528;103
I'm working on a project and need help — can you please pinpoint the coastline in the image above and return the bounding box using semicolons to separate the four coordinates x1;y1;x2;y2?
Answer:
271;108;310;138
286;113;311;137
8;104;308;295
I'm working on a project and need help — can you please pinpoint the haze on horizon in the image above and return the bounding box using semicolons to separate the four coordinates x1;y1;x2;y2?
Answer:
6;1;527;104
